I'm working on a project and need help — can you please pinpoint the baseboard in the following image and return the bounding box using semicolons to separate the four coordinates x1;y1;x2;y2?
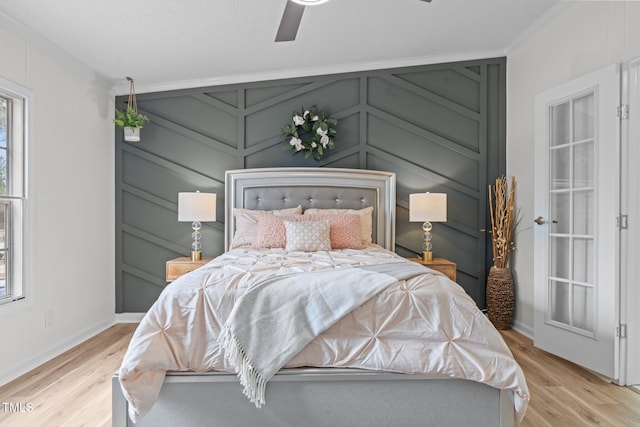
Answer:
115;312;145;323
0;315;116;387
511;320;533;340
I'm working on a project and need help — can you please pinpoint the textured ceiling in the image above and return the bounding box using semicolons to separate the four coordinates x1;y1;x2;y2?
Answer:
0;0;563;94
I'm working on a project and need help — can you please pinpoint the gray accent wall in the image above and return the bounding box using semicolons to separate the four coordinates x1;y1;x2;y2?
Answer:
115;57;506;312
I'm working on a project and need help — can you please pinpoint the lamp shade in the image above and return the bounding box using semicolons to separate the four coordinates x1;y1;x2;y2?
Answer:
409;193;447;222
178;192;217;222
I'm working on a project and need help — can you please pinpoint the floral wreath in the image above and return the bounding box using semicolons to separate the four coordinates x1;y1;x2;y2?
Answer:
282;105;337;161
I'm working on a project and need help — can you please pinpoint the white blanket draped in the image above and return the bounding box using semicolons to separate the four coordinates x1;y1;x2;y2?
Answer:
221;262;429;407
119;246;529;423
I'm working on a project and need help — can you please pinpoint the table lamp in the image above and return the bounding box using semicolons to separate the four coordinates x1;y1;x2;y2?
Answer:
409;192;447;262
178;191;216;261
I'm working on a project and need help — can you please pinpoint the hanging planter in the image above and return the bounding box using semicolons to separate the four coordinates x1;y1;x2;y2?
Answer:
114;76;149;142
123;127;140;142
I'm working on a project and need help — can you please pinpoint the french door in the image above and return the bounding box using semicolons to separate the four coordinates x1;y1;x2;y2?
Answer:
533;64;619;379
620;57;640;386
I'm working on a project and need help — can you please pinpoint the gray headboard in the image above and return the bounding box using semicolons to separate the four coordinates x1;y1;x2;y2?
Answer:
224;167;396;251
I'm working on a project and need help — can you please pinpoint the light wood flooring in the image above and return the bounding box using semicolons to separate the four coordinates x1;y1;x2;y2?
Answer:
501;330;640;426
0;323;639;426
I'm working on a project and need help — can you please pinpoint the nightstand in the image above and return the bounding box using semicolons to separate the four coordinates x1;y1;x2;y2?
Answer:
166;257;213;282
406;257;457;281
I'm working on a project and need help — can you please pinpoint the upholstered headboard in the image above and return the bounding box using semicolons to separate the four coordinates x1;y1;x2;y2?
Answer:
224;167;396;251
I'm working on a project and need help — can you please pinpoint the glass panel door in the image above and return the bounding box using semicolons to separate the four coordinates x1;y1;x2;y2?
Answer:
547;92;596;335
534;63;618;379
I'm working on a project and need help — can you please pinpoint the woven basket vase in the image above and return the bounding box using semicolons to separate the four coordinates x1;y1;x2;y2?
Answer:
486;266;515;330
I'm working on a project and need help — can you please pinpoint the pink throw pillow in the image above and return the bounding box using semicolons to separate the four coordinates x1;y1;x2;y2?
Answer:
253;213;362;250
321;214;363;249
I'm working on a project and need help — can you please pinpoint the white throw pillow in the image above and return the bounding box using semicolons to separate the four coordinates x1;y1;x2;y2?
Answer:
231;206;302;248
304;206;373;245
284;220;331;252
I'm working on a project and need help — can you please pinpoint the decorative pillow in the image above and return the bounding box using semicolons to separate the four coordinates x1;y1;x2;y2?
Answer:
284;221;331;251
304;206;373;245
319;214;362;249
253;213;363;249
231;206;302;248
253;214;300;248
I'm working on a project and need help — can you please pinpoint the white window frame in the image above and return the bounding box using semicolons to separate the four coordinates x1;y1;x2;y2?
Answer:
0;76;31;316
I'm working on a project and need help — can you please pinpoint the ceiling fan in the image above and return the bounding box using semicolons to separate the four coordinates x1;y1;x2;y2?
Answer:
275;0;432;43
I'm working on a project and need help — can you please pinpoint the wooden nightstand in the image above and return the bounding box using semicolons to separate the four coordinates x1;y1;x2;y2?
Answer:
166;257;213;282
406;257;457;281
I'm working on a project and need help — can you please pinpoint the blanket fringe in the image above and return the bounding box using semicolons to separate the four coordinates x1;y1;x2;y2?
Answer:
221;324;267;408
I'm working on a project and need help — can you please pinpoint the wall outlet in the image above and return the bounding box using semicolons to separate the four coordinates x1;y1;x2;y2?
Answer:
45;309;54;328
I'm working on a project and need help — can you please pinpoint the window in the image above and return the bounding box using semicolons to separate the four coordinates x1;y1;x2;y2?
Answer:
0;78;28;308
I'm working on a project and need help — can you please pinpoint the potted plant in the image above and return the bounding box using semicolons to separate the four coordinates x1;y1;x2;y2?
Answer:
114;76;149;142
114;105;149;142
486;175;517;330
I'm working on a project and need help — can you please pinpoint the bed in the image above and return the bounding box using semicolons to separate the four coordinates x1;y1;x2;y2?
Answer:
112;167;528;427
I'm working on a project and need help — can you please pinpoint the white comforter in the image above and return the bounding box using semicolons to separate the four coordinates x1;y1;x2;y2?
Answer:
119;246;529;422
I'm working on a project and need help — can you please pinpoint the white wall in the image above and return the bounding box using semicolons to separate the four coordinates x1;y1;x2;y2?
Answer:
507;2;640;335
0;23;115;384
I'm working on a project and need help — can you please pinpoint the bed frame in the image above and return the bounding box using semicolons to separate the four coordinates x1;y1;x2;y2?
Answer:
224;167;396;251
112;167;515;427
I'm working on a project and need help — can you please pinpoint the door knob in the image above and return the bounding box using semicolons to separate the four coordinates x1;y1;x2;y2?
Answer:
534;216;558;225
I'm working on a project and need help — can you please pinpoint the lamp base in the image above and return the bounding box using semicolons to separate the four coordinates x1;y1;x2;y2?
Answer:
190;251;202;261
422;251;433;262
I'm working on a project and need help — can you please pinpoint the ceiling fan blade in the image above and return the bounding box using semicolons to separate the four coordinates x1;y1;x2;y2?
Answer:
275;1;305;42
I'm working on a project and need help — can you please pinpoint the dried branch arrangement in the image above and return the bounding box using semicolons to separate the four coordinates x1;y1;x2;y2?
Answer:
488;176;516;269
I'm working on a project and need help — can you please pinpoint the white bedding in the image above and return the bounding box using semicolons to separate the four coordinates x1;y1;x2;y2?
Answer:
118;245;529;422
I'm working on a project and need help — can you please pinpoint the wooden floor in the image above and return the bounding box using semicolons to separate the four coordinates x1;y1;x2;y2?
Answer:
501;330;640;426
0;324;639;426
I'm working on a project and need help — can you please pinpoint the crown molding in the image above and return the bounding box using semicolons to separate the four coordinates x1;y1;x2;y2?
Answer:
112;49;506;96
504;2;574;54
0;10;111;88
